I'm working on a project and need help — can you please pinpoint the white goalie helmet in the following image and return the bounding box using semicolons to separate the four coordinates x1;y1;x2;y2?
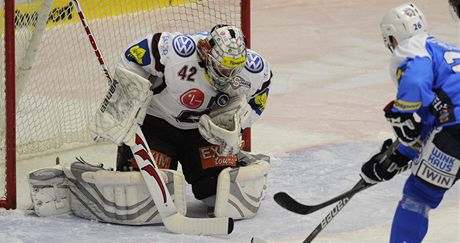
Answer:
380;3;427;52
198;25;247;91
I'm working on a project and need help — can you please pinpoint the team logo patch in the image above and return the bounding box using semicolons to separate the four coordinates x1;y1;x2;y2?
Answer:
125;39;151;66
180;88;205;109
199;145;237;170
245;52;264;73
249;89;268;115
173;35;196;57
403;7;416;17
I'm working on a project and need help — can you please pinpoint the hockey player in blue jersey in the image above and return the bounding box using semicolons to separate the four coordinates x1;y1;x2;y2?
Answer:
360;3;460;243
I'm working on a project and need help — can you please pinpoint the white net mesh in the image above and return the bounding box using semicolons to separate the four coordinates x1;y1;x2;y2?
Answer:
1;0;246;205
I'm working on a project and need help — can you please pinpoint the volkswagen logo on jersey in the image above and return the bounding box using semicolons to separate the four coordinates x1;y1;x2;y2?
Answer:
173;35;196;57
245;52;264;73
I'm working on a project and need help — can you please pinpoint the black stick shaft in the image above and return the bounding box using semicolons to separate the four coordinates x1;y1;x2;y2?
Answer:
303;190;357;243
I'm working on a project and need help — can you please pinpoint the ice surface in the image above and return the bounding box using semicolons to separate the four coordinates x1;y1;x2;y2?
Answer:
2;0;459;242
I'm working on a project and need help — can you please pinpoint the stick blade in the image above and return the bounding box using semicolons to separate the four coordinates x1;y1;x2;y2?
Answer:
273;192;314;215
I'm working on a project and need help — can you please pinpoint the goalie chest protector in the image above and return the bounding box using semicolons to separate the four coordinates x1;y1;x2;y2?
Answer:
121;31;271;130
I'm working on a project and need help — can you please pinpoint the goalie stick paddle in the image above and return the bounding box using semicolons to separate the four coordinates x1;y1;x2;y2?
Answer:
73;0;233;235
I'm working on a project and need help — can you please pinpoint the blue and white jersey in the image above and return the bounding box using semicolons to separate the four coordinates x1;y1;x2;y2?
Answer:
117;32;272;130
389;34;460;158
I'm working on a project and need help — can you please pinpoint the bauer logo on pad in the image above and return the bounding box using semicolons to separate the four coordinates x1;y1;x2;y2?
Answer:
173;35;196;57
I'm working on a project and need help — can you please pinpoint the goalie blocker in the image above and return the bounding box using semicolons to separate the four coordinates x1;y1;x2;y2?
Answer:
28;152;269;224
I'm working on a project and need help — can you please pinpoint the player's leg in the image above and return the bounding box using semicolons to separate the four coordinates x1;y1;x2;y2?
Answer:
180;130;235;201
116;115;179;171
180;130;270;219
390;124;460;243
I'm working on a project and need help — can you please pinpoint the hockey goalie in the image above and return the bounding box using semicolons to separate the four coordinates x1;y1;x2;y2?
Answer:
28;25;272;228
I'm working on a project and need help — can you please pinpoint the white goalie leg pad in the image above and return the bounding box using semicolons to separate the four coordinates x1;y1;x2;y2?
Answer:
28;166;71;217
89;66;153;146
63;160;186;225
214;154;270;219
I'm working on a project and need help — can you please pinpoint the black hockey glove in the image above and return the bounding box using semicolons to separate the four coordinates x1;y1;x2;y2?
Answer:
384;101;422;146
360;139;411;184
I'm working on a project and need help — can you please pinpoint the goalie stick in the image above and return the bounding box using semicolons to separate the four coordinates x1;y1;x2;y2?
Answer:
72;0;233;235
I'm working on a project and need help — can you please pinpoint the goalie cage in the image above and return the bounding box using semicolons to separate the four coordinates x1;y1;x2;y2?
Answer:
1;0;251;209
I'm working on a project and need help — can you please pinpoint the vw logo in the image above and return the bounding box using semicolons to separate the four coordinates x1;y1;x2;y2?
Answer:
245;52;264;73
173;35;196;57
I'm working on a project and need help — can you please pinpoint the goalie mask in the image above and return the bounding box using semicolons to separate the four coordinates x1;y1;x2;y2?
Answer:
380;3;427;52
198;25;247;91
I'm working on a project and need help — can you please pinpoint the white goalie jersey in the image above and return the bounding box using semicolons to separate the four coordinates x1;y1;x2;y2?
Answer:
117;31;272;130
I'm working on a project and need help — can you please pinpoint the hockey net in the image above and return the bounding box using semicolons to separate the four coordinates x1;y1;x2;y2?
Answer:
0;0;250;209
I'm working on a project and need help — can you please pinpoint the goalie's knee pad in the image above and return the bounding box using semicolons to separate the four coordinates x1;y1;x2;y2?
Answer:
28;166;71;217
213;153;270;220
63;159;186;225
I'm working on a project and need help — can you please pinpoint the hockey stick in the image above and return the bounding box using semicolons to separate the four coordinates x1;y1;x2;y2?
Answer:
303;162;412;242
303;140;411;243
302;183;360;243
273;140;403;215
274;178;371;215
250;181;382;243
72;0;233;235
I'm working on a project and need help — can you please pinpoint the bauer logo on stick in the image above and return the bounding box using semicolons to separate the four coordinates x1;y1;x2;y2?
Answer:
100;80;118;112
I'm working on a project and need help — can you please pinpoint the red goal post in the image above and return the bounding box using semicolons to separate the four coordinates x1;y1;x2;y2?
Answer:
1;0;251;209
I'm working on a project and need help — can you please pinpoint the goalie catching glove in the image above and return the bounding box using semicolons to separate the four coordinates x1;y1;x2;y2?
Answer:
360;139;411;184
198;95;252;156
